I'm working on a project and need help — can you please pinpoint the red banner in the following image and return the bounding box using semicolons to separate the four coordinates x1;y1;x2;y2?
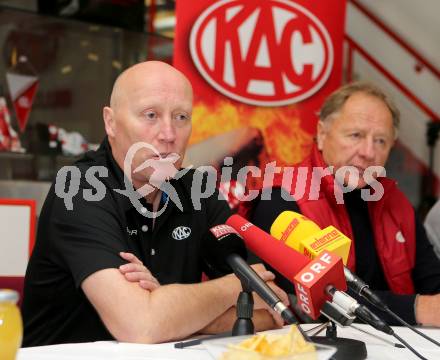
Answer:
174;0;346;205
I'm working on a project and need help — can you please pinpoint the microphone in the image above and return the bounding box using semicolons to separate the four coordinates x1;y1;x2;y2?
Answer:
343;267;388;310
294;251;391;335
226;215;393;333
226;215;346;320
227;215;436;359
270;211;351;265
270;211;386;309
225;215;423;360
294;251;347;320
270;211;440;350
325;286;392;335
206;224;298;325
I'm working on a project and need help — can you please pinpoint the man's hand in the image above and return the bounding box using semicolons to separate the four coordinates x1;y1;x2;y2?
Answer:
201;263;289;333
119;252;160;291
415;294;440;326
249;263;290;327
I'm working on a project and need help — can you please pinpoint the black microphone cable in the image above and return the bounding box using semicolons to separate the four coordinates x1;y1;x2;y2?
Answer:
391;332;428;360
383;304;440;348
355;306;430;360
348;323;428;360
349;324;405;348
344;268;440;348
327;286;429;360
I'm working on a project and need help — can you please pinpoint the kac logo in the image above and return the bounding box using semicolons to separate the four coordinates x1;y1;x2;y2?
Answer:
172;226;192;240
190;0;333;106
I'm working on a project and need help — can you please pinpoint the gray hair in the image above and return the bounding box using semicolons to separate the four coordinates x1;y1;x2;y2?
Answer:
319;81;400;130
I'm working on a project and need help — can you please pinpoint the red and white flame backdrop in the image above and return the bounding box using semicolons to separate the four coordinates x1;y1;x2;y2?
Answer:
174;0;347;198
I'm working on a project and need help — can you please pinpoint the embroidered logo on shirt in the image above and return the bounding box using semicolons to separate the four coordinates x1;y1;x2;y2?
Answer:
126;227;138;236
395;231;406;243
172;226;191;240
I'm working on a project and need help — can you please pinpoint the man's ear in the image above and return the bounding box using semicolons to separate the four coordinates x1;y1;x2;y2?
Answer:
316;121;327;150
103;107;115;138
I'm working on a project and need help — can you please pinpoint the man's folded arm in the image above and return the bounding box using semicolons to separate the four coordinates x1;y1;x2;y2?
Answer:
199;271;288;334
82;268;242;344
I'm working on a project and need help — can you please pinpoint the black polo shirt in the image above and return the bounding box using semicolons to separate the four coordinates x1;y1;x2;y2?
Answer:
22;138;231;346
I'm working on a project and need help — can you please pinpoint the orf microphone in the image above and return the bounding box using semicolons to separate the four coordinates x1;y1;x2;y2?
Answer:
227;215;395;336
226;215;347;320
225;215;310;278
294;251;347;320
207;225;298;325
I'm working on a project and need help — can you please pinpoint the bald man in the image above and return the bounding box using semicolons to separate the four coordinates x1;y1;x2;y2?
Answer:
22;61;287;346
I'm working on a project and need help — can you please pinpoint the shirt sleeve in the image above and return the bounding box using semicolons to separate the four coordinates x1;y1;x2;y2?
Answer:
413;211;440;294
50;185;127;288
347;289;417;325
424;200;440;259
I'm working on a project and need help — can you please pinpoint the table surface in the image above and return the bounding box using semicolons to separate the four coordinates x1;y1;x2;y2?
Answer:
17;324;440;360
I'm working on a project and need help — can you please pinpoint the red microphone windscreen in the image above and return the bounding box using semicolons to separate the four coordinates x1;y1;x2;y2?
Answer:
226;214;310;281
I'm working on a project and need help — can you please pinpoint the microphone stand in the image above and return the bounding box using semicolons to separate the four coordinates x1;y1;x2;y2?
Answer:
232;280;255;336
290;294;367;360
311;321;367;360
175;279;255;349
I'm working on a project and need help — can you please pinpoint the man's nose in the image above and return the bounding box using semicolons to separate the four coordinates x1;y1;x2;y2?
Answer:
359;138;375;160
158;119;176;143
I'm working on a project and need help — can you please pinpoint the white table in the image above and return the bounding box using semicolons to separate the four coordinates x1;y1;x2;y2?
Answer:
17;324;440;360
